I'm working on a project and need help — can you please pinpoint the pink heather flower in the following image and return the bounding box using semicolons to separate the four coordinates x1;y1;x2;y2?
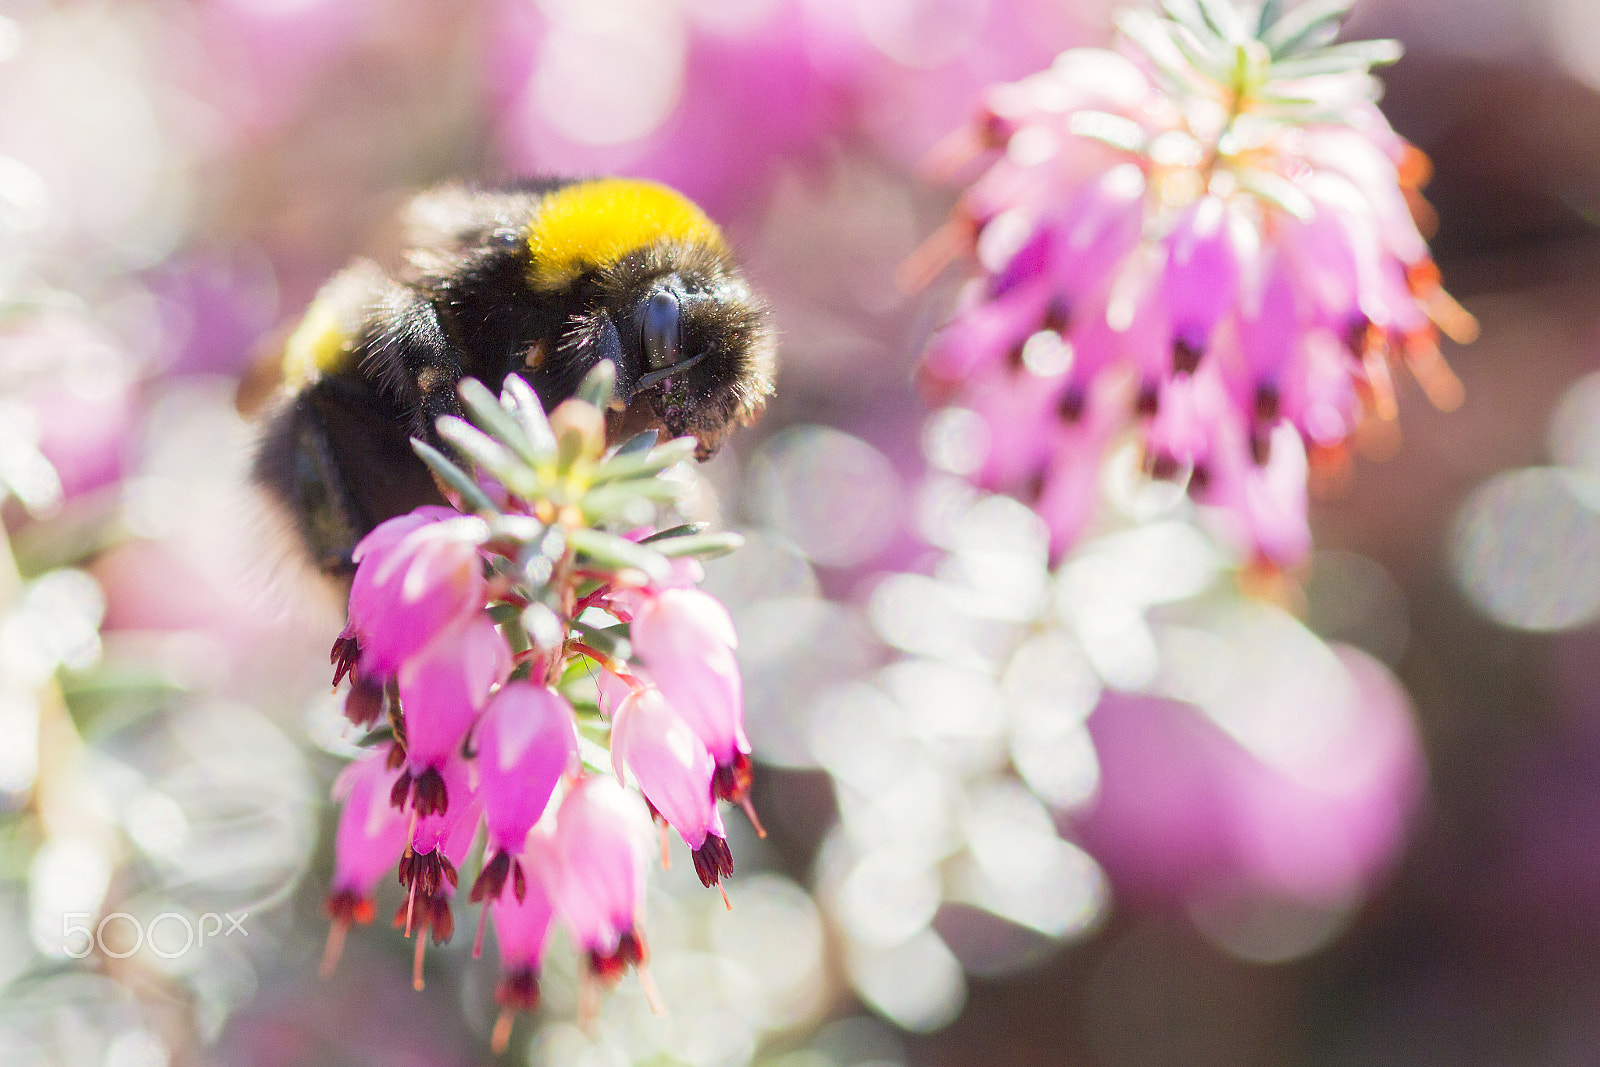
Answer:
320;748;411;977
611;685;732;888
919;9;1476;568
489;840;557;1051
325;750;410;927
393;614;512;816
628;588;751;800
345;508;489;678
548;775;650;981
470;682;579;905
397;755;481;956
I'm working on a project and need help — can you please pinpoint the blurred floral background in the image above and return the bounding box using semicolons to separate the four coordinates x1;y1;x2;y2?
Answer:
3;0;1600;1064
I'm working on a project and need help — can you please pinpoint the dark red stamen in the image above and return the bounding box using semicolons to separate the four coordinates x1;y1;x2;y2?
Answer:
393;889;455;944
398;848;458;898
344;677;384;727
330;632;361;688
324;889;376;926
470;850;512;904
1173;338;1203;375
711;752;754;804
389;769;412;811
1251;430;1273;466
1148;453;1181;482
1058;389;1086;422
692;835;734;888
589;929;647;983
1254;382;1281;423
495;967;541;1012
412;767;448;817
1043;299;1072;334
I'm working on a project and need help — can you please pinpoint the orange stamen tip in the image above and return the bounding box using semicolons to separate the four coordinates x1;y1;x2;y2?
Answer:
319;921;348;980
896;217;974;296
1400;144;1434;189
1427;293;1480;346
739;796;768;839
638;964;667;1017
1361;351;1400;422
491;1008;515;1055
412;934;427;992
921;126;985;180
473;901;491;959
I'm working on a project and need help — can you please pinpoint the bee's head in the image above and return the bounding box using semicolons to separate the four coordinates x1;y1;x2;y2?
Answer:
550;244;774;456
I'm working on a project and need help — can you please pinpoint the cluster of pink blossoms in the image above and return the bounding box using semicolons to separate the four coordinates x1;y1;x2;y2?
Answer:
917;0;1477;566
320;367;755;1051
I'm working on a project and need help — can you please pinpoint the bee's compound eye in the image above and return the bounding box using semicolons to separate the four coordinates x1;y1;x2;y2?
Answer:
641;289;681;370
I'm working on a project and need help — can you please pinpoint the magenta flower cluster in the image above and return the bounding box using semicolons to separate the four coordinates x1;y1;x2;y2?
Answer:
320;367;753;1050
919;0;1476;567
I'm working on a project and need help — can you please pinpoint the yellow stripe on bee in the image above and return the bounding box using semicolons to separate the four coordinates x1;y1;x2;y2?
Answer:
281;298;351;389
525;178;727;289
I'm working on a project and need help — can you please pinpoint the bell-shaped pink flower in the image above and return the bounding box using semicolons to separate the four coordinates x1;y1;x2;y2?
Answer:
320;748;411;976
1164;196;1247;363
324;751;408;919
548;775;650;980
629;589;749;788
612;685;732;888
470;682;578;905
394;613;512;815
487;846;557;1051
1052;163;1146;300
917;3;1473;566
397;755;481;952
1195;420;1312;569
347;509;489;678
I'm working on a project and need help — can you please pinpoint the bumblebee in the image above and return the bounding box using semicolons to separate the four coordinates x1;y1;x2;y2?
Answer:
251;178;775;578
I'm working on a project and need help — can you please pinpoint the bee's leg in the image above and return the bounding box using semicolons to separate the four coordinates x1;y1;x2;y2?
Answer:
253;389;365;578
365;283;466;442
253;375;448;579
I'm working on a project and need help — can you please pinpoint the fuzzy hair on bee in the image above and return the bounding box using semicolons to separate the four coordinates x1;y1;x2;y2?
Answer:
250;177;775;579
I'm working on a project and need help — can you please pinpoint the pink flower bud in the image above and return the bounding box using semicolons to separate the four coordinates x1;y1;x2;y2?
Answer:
629;589;748;770
548;775;650;974
476;682;578;856
1164;196;1247;359
398;756;481;948
395;614;511;815
491;840;556;1008
348;509;489;678
326;750;409;925
612;686;732;887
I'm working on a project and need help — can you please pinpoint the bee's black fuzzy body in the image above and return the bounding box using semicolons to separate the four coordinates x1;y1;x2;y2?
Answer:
252;178;774;578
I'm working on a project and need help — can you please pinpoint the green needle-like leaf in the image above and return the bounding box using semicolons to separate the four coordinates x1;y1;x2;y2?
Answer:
459;377;545;467
500;373;558;458
412;438;497;514
611;429;659;458
576;360;617;411
593;436;697;484
650;531;745;560
437;415;523;485
640;522;709;543
1261;0;1353;56
568;527;671;583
